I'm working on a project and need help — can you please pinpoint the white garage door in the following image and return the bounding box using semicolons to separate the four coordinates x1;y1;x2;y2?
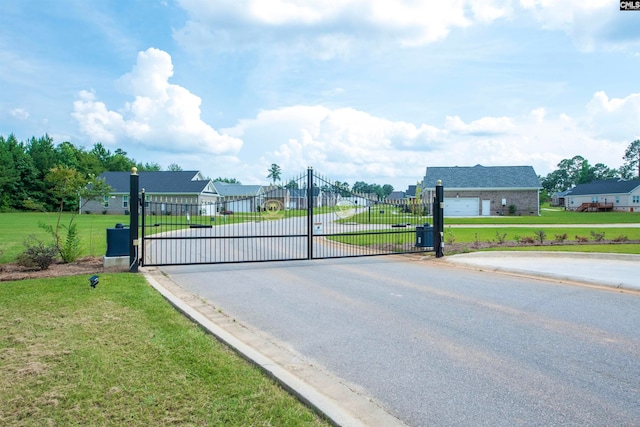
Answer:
444;198;479;216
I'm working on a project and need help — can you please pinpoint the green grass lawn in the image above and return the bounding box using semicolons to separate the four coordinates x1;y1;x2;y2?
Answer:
0;212;130;264
2;207;640;264
0;273;329;426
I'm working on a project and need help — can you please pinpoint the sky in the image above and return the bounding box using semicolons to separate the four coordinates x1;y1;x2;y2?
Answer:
1;0;639;191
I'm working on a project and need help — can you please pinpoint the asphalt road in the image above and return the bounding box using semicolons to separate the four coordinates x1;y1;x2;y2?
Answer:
160;256;640;426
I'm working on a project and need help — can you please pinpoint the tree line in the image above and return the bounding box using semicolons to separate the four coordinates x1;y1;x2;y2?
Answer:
267;163;395;200
540;139;640;197
0;133;185;212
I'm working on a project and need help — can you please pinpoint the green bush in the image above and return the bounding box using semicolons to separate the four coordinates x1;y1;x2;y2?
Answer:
533;229;546;244
60;223;82;263
16;236;57;270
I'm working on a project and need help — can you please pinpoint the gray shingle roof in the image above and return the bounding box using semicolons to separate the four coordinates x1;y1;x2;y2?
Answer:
289;188;321;198
99;171;212;194
213;182;263;197
567;179;640;196
422;165;540;189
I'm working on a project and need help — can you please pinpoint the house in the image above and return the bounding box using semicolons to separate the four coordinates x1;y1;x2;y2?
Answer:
387;191;406;201
262;186;290;210
213;182;264;213
565;179;640;212
420;165;541;216
289;187;324;209
405;185;417;200
82;170;219;215
551;190;570;207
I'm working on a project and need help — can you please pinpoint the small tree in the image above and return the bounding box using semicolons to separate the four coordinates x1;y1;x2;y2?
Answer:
622;139;640;180
533;230;546;244
267;163;282;184
41;166;112;262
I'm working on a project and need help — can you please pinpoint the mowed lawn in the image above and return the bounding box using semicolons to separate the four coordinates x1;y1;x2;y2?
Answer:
2;209;640;264
0;273;329;426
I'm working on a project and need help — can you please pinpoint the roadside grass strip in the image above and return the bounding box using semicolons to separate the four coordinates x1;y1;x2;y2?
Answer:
0;273;328;426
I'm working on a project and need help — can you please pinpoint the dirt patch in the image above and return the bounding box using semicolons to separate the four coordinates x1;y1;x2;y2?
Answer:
0;256;108;282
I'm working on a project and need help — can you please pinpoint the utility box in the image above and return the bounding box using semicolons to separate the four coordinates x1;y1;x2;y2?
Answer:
415;224;434;248
106;223;129;257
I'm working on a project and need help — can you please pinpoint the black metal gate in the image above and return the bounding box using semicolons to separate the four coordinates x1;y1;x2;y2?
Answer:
135;168;443;267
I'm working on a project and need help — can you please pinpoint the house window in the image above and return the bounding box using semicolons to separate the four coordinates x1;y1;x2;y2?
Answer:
633;196;640;204
591;197;598;203
616;196;620;204
122;195;129;209
103;196;109;208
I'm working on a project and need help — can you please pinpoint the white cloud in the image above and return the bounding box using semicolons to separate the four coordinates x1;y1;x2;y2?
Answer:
9;108;29;120
72;48;242;155
584;91;640;139
519;0;640;51
444;115;515;135
175;0;510;57
216;92;636;189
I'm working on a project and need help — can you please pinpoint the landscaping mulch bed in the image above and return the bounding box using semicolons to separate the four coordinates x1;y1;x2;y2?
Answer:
0;256;107;282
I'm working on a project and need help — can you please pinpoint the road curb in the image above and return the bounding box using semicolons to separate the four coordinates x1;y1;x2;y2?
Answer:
141;268;407;427
441;251;640;292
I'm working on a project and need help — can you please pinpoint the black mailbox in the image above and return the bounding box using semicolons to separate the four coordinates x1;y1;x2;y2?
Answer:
415;224;434;248
106;223;129;257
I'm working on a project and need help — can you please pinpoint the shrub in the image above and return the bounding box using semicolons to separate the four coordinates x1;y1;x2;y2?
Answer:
60;223;82;263
513;235;521;244
613;235;629;242
520;236;535;244
590;230;606;242
554;233;568;243
575;235;589;243
16;236;57;270
533;230;546;244
508;204;517;215
445;228;456;244
494;231;507;244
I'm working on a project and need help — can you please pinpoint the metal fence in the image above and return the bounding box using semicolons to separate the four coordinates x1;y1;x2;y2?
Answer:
135;168;443;267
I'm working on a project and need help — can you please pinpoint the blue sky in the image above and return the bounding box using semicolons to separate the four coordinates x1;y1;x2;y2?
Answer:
1;0;639;190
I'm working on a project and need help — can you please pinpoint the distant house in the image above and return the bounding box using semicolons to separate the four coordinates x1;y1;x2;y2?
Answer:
421;165;541;216
289;187;323;209
405;185;417;200
82;170;219;215
551;190;570;207
213;182;264;213
565;179;640;212
262;186;290;210
387;191;406;201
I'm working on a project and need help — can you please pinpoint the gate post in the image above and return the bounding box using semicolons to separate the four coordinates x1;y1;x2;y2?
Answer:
129;167;139;272
140;188;145;267
433;180;444;258
307;167;313;260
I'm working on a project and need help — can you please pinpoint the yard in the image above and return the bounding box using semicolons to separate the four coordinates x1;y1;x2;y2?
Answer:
1;207;640;266
0;273;329;426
